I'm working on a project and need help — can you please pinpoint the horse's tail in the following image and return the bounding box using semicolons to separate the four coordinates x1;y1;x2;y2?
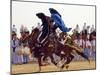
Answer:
75;50;90;63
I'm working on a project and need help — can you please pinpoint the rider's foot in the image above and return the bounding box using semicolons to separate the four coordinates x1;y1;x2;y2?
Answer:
65;28;72;32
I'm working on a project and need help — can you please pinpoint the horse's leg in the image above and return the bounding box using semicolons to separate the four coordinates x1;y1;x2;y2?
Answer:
66;54;74;64
55;52;67;70
37;56;42;72
43;55;47;62
50;54;57;66
41;54;49;65
61;54;74;70
58;57;69;70
36;49;42;72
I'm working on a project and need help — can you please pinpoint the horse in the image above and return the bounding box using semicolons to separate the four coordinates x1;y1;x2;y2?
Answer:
35;14;90;71
28;12;90;71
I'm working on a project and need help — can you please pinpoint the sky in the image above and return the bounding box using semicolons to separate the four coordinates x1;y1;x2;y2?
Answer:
12;1;95;37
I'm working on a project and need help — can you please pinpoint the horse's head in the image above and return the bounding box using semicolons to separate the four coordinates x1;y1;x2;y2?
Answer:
28;28;41;49
30;28;40;39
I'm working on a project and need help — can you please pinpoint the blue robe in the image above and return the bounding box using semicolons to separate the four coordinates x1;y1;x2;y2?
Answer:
51;14;71;32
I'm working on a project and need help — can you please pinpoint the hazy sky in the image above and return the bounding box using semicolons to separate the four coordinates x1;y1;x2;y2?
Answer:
12;1;95;37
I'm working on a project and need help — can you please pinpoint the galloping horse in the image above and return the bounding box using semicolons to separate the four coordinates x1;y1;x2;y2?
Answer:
27;13;90;71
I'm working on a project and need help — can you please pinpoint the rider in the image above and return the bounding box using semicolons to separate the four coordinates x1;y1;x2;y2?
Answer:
36;13;50;44
49;8;72;33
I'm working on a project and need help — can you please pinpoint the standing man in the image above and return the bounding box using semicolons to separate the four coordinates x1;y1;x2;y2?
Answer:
83;22;87;32
11;33;20;64
22;28;30;64
20;25;25;33
12;24;17;33
12;33;19;52
75;24;80;33
90;25;95;33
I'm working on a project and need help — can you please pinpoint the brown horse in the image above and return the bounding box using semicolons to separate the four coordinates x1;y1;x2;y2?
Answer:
27;13;90;71
28;27;89;71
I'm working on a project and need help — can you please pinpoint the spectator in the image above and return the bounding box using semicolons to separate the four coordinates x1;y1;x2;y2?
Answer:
83;22;87;32
11;33;23;64
11;33;19;52
86;26;90;34
90;25;95;33
12;24;17;33
75;24;80;33
90;31;96;59
83;34;92;58
20;25;25;33
21;28;30;64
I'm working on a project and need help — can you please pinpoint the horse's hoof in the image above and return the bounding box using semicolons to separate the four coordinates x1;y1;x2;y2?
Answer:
54;63;57;66
61;65;65;69
66;65;69;70
58;64;64;71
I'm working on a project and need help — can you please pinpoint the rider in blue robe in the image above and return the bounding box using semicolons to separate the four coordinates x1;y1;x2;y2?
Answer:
49;8;72;32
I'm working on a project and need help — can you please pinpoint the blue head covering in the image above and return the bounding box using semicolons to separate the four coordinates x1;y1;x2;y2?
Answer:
49;8;61;17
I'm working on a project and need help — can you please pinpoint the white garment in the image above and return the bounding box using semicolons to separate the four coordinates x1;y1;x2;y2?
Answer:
91;40;95;47
90;25;95;33
74;39;85;47
84;40;92;48
37;31;42;43
86;26;90;34
75;25;80;33
83;24;86;31
37;25;43;31
11;39;19;48
12;27;17;33
91;40;96;51
22;46;30;55
20;25;25;32
24;27;29;32
87;34;90;39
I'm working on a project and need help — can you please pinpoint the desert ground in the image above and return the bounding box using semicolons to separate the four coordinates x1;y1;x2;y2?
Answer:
12;60;96;74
